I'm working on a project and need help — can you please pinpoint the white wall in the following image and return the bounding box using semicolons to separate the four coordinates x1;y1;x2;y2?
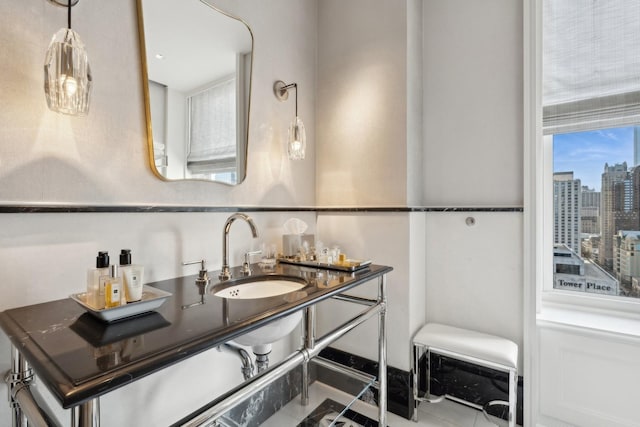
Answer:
537;324;640;427
316;0;408;207
422;0;523;207
0;0;318;425
314;0;427;372
315;0;525;372
425;212;524;369
407;0;425;206
315;213;424;371
420;0;525;369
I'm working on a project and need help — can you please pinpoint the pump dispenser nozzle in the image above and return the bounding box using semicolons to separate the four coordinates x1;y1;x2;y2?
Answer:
96;251;109;268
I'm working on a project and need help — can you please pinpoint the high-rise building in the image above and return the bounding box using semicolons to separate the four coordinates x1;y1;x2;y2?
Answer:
634;126;640;166
599;162;640;270
553;244;617;296
614;230;640;288
554;172;581;255
580;186;600;234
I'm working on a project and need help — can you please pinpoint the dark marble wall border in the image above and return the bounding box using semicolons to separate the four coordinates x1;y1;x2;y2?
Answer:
0;205;524;213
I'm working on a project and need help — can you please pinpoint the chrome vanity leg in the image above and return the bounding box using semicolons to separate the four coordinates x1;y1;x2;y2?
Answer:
301;305;316;406
72;398;100;427
9;345;30;427
378;274;387;427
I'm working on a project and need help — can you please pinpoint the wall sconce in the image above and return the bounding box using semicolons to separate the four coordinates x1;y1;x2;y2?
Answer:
44;0;92;116
274;80;306;160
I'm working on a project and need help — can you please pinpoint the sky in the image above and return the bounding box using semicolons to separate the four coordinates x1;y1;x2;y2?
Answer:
553;127;635;191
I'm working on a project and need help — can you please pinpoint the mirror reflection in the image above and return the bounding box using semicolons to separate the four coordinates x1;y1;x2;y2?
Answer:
137;0;253;185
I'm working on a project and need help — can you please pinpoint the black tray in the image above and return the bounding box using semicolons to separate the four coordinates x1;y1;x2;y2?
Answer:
277;258;372;272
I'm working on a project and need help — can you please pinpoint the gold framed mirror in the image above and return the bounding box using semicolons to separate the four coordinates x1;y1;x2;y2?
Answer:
136;0;253;185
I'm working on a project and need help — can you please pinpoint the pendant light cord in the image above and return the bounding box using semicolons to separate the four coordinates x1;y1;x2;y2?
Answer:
67;0;71;29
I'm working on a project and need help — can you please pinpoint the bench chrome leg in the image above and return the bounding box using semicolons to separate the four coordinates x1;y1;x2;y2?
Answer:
508;368;517;427
412;345;447;422
480;368;518;427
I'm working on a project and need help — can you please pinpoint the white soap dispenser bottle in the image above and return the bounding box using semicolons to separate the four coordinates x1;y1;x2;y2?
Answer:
119;249;144;302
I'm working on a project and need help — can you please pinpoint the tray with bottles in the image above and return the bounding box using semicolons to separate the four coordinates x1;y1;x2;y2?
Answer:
70;285;172;323
277;257;372;272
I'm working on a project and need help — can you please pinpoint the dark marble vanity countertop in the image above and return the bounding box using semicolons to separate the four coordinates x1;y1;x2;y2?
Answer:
0;263;392;409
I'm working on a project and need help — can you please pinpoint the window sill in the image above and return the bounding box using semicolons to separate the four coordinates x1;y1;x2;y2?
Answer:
538;297;640;340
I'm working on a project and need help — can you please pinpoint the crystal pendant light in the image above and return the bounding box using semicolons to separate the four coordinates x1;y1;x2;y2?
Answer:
44;0;92;116
274;81;306;160
288;116;306;160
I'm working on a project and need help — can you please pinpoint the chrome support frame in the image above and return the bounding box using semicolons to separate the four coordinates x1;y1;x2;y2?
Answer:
8;345;62;427
301;305;316;405
330;294;377;306
377;275;387;427
8;346;30;427
71;399;100;427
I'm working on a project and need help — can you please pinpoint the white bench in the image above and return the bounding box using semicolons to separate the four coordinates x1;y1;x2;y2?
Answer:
411;323;518;426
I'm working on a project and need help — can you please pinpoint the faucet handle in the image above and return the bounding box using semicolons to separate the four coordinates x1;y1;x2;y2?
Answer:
182;260;211;286
241;250;262;276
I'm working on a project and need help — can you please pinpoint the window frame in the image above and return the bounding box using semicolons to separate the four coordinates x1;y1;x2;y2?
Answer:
533;0;640;316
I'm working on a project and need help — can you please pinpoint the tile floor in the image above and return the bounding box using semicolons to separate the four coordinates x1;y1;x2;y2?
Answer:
262;382;501;427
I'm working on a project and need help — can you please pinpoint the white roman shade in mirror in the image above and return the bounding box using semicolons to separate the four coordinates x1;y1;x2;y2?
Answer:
186;77;237;175
543;0;640;134
148;80;168;174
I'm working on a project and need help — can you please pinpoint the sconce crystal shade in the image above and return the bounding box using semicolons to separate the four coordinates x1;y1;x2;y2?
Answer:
44;28;92;115
288;116;306;160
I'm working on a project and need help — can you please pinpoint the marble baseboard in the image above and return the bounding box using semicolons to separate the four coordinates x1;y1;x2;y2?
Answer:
172;365;306;427
175;347;524;426
420;353;524;426
319;347;524;424
318;347;413;419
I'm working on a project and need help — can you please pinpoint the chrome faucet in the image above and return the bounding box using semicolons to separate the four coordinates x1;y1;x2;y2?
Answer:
219;213;259;280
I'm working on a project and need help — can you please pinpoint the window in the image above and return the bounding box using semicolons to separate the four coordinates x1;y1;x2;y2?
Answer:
186;77;237;182
544;0;640;302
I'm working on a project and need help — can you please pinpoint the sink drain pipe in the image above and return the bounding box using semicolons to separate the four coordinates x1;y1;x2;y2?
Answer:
219;343;255;380
251;344;272;374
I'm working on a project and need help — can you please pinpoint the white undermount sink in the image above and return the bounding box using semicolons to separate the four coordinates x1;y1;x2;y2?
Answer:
213;279;305;299
213;276;306;348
